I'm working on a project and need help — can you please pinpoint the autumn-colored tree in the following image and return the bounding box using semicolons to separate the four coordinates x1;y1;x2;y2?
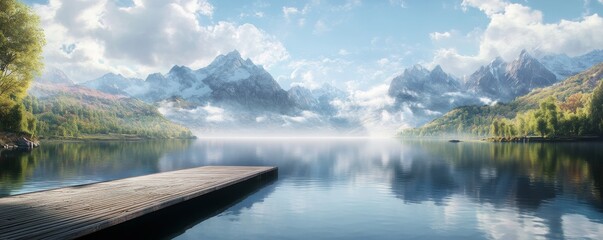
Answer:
559;93;586;113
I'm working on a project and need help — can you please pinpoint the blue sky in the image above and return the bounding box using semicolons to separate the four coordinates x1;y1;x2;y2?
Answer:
23;0;603;90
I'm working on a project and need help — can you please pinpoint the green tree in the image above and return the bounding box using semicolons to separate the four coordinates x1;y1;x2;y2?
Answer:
536;117;547;137
2;103;27;133
590;79;603;134
490;119;500;137
0;0;45;105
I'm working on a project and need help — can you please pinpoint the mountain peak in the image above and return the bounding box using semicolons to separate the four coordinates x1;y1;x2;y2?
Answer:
404;64;429;78
431;65;445;74
411;64;426;71
518;49;534;60
101;72;124;79
226;49;241;58
205;50;253;71
168;65;192;74
491;56;505;65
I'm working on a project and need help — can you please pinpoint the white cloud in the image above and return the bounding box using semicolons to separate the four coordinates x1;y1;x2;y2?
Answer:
433;0;603;77
334;0;362;11
338;49;350;56
332;84;415;136
288;58;350;89
351;84;395;109
461;0;507;16
430;31;452;41
377;58;390;66
282;6;300;19
35;0;288;82
203;104;226;122
313;20;331;34
389;0;406;8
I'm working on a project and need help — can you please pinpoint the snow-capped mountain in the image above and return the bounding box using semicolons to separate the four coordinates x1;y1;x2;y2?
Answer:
82;73;145;96
287;83;348;116
388;65;477;114
141;65;211;103
136;50;295;113
36;67;74;85
539;50;603;80
73;48;602;135
288;86;319;110
389;65;462;100
466;50;556;102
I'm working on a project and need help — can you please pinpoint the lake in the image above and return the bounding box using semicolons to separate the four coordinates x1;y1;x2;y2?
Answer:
1;138;602;239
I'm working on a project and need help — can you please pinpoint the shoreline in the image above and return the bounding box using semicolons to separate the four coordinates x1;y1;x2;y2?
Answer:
40;133;197;142
1;132;196;150
484;136;603;143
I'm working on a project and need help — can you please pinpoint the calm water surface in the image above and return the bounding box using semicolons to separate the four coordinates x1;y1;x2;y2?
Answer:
1;138;603;239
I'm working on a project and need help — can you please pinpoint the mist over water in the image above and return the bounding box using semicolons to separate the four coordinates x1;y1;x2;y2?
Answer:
1;138;602;239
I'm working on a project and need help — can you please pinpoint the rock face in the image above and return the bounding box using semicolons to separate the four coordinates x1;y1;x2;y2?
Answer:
466;50;557;102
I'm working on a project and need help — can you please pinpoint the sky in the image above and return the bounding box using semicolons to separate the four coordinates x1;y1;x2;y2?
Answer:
23;0;603;92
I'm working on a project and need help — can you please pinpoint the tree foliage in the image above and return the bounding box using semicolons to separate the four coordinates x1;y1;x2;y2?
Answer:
0;0;45;105
590;78;603;134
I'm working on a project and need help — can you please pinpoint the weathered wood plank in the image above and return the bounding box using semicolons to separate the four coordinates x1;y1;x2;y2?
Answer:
0;166;277;240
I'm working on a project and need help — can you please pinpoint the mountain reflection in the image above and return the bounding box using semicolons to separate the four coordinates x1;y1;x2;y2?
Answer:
390;141;602;209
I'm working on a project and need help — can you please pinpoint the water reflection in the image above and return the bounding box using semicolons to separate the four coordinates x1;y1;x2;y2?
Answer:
1;138;602;239
0;140;192;196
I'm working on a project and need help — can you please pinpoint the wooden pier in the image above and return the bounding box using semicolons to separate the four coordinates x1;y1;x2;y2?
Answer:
0;166;277;240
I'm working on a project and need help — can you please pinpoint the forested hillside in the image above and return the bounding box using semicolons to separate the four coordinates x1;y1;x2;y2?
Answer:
23;84;193;139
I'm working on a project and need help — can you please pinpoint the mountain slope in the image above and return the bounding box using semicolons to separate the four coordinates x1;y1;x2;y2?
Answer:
28;70;193;139
403;62;603;136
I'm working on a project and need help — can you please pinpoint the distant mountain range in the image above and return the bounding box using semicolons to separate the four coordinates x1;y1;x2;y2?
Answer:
539;49;603;80
36;49;603;135
385;49;603;127
402;62;603;137
79;50;360;135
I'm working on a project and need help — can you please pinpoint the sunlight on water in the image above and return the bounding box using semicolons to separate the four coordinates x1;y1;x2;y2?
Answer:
1;138;603;239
